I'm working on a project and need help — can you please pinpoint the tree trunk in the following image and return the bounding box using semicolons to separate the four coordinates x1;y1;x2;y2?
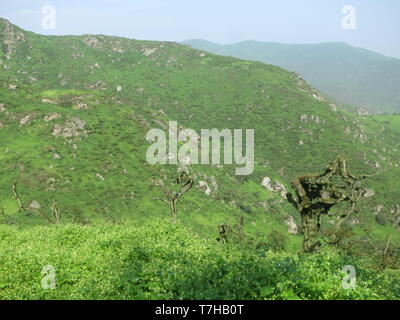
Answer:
170;199;178;223
301;207;322;253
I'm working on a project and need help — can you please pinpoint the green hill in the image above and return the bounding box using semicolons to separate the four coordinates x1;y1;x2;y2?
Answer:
1;18;400;299
183;39;400;114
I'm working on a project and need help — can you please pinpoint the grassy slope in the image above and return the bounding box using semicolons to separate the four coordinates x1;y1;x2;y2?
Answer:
0;18;399;253
183;39;400;114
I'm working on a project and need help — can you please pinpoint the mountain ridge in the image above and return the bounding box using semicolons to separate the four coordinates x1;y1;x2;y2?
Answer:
183;39;400;114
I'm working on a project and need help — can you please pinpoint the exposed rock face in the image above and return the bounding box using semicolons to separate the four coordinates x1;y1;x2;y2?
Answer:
52;117;87;138
142;47;158;56
284;215;298;235
2;19;25;59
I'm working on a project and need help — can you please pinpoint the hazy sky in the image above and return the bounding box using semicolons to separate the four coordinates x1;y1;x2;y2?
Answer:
1;0;399;58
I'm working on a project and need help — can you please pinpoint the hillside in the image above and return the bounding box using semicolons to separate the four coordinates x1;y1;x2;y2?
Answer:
0;17;400;265
183;40;400;114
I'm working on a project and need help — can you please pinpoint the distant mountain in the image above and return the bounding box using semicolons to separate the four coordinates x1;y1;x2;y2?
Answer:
183;40;400;114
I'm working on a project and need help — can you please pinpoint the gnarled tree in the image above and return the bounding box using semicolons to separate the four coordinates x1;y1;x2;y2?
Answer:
286;156;377;253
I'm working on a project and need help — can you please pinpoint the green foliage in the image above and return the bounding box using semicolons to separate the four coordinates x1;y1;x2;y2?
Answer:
267;230;288;252
0;222;399;300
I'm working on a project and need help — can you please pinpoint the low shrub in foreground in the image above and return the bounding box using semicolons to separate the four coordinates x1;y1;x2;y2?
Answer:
0;222;399;300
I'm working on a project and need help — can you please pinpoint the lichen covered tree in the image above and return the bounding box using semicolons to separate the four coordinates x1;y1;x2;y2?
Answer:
286;156;375;253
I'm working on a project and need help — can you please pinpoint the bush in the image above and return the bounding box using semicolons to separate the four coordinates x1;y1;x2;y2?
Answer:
0;222;399;300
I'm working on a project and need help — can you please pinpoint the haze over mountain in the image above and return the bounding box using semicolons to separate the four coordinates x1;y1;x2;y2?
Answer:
1;17;400;299
183;40;400;114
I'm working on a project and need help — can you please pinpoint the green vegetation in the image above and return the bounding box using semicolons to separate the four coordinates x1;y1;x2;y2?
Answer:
0;18;400;299
1;222;399;300
183;39;400;114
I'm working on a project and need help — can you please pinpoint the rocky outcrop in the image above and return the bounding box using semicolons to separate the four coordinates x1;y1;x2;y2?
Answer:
261;177;287;198
52;117;87;138
284;215;299;235
2;19;25;59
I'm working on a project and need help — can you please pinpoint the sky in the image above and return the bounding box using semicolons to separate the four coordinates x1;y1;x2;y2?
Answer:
1;0;399;58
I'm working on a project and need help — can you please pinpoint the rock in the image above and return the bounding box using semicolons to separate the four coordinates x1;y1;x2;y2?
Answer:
261;177;287;198
198;181;212;195
300;114;308;122
53;153;61;159
312;93;325;102
8;84;17;90
42;98;57;104
44;113;61;122
330;104;338;112
47;177;56;184
20;114;34;125
274;182;287;198
350;218;360;226
72;102;88;110
52;117;87;138
284;216;298;235
363;188;375;198
261;177;273;191
2;19;25;59
142;47;158;56
82;35;101;48
29;200;41;210
374;205;384;215
72;52;85;59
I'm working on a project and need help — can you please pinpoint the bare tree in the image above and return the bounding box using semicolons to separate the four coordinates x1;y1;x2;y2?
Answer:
156;167;195;223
